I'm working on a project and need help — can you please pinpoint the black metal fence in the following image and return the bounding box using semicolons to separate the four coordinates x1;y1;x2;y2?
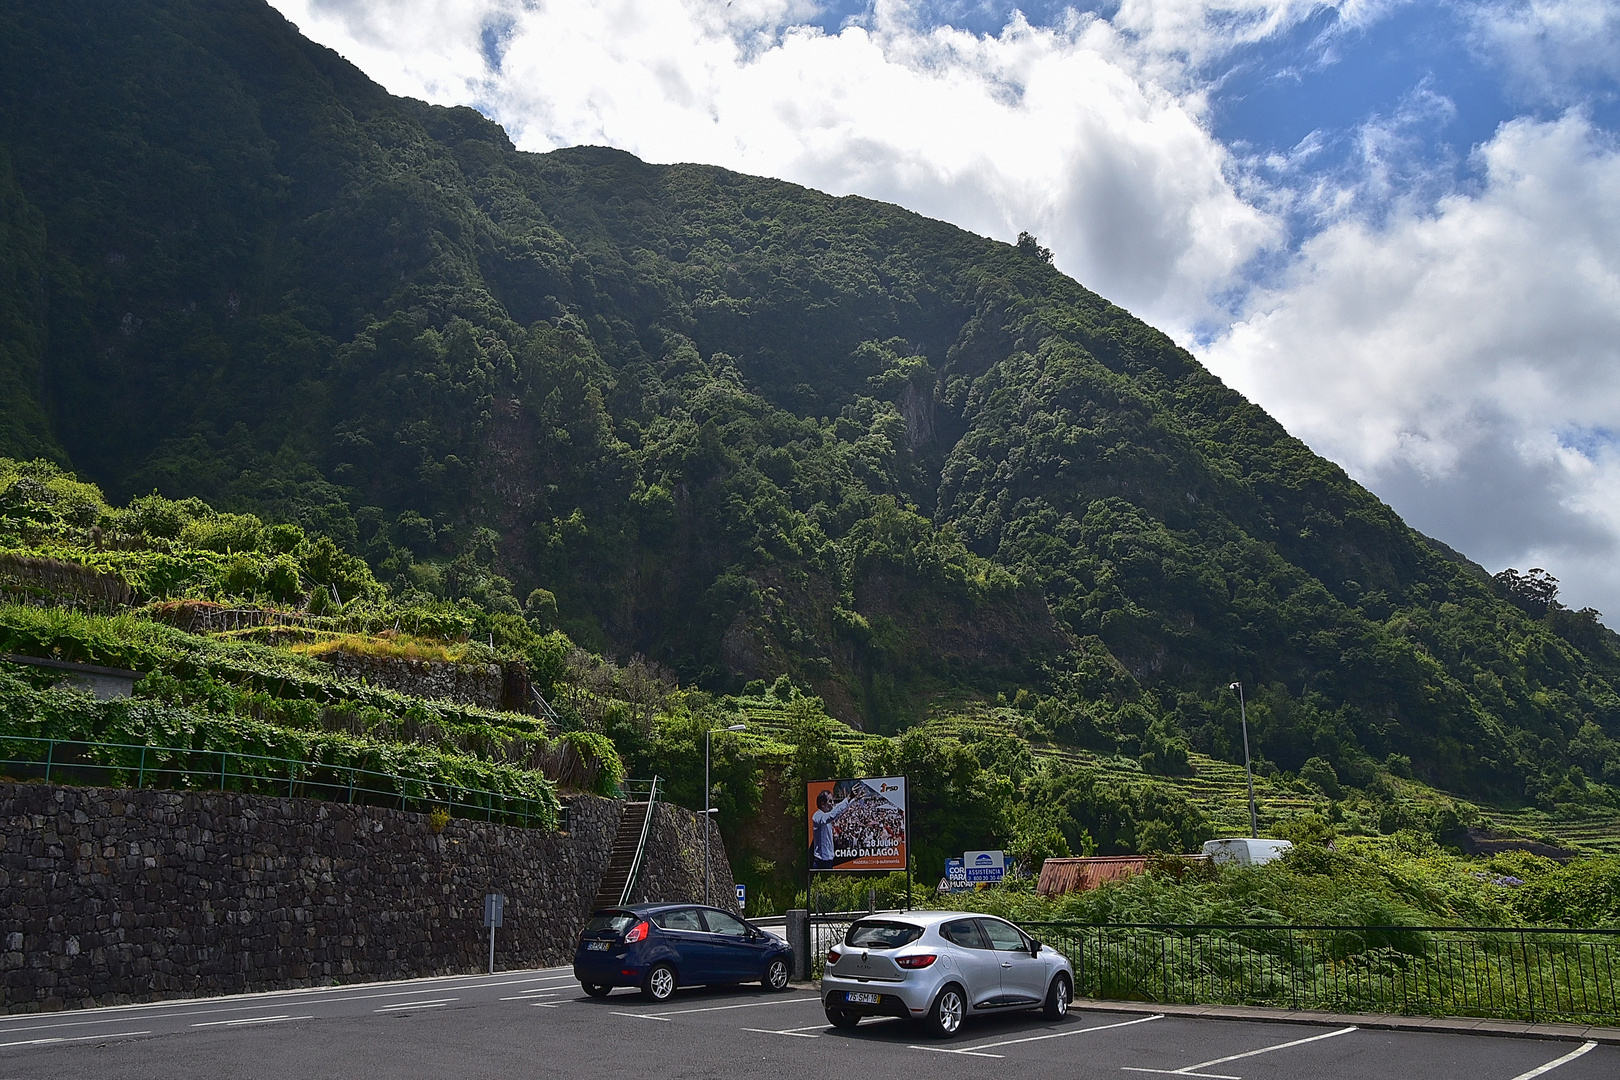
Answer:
804;916;1620;1023
1023;922;1620;1025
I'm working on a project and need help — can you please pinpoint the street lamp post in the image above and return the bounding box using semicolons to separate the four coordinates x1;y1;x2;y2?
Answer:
1229;682;1259;838
705;723;747;905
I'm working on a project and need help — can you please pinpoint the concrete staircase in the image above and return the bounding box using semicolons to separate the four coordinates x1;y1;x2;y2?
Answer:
591;799;653;911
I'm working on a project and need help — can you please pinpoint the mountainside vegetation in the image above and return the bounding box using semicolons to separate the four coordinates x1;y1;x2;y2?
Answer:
4;0;1620;899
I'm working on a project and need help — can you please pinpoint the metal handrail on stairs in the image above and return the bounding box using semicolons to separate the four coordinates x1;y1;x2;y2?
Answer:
619;775;660;907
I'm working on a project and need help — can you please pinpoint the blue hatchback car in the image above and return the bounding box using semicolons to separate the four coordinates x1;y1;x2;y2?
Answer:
573;902;794;1002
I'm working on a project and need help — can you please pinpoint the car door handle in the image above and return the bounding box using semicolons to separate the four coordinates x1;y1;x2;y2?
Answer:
1001;962;1012;968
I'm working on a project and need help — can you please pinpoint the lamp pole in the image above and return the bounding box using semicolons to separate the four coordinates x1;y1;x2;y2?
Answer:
1229;682;1259;838
704;723;747;905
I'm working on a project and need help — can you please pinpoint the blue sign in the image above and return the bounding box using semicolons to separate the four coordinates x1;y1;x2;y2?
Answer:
963;850;1006;884
944;858;970;891
736;883;746;910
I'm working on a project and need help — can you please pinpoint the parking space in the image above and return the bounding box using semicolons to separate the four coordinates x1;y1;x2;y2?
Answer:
1;969;1616;1080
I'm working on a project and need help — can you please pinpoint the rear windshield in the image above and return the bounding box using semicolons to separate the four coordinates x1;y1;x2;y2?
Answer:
585;912;636;935
845;920;924;950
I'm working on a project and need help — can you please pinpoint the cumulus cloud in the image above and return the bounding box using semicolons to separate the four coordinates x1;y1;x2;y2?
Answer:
1204;113;1620;612
1467;0;1620;105
273;0;1285;332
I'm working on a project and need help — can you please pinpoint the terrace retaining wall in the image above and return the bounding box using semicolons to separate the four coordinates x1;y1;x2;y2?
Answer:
0;782;732;1013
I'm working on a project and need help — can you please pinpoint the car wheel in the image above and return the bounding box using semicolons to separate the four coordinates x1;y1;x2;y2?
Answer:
763;957;791;991
581;982;611;998
642;963;677;1002
924;984;966;1038
1042;972;1071;1020
825;1007;860;1029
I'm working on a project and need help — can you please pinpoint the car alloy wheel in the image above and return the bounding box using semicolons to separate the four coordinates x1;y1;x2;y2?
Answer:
928;985;965;1038
764;958;790;991
1043;973;1071;1019
644;963;677;1001
582;982;611;998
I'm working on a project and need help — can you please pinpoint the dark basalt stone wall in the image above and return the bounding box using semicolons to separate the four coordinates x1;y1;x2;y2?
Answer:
0;782;733;1013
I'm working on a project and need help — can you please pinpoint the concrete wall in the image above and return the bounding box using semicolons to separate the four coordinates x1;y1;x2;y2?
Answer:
0;782;732;1013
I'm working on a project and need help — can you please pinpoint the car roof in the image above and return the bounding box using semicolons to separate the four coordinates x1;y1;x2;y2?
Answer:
846;911;1009;927
592;902;732;916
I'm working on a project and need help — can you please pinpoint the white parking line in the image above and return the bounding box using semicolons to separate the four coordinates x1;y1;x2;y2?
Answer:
1509;1041;1599;1080
192;1015;313;1028
500;992;562;1001
909;1015;1164;1058
0;1031;150;1048
373;999;457;1013
742;1027;820;1038
652;997;820;1017
1122;1025;1358;1079
613;1012;671;1022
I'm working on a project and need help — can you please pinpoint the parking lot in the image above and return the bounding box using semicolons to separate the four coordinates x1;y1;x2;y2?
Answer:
0;967;1614;1080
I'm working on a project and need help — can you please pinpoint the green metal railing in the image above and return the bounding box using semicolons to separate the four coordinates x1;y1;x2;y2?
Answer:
0;734;558;829
807;916;1620;1023
1024;922;1620;1025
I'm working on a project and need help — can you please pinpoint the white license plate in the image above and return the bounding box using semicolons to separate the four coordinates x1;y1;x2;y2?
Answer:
586;941;610;951
845;992;881;1004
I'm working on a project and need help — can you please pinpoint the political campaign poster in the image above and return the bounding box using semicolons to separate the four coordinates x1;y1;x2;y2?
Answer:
807;776;908;872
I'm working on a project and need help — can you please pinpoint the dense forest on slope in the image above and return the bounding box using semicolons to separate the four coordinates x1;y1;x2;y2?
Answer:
4;0;1620;820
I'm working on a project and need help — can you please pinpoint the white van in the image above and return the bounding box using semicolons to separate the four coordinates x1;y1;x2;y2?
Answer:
1201;837;1293;866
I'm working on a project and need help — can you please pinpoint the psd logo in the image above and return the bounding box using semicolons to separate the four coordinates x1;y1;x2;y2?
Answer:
880;782;899;793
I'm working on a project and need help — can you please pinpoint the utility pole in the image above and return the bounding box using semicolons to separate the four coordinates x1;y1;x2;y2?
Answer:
1229;682;1259;838
704;723;746;905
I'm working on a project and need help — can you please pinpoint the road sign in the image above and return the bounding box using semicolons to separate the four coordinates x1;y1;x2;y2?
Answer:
944;857;970;891
736;883;746;910
963;850;1005;884
484;893;505;928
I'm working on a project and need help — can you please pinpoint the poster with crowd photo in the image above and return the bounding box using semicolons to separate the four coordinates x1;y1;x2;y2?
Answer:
806;776;908;872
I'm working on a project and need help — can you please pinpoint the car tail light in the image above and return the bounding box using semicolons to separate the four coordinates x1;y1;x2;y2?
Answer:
826;947;841;964
624;920;649;944
896;954;938;969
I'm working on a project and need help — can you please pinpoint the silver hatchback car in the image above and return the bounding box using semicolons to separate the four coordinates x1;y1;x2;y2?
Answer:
821;911;1074;1037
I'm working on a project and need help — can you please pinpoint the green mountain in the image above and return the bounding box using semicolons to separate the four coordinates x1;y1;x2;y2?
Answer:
4;0;1620;812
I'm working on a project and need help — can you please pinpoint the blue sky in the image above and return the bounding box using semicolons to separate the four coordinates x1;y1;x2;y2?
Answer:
276;0;1620;618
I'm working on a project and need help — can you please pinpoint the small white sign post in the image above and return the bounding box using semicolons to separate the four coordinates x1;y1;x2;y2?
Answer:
484;893;505;974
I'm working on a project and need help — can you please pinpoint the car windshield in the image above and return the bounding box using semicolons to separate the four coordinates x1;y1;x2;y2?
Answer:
845;920;923;949
584;912;636;935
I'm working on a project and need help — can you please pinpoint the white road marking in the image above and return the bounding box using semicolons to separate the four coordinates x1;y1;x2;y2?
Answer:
1509;1041;1599;1080
0;1031;150;1048
652;997;820;1017
500;993;561;1001
532;1003;562;1009
908;1014;1164;1059
192;1015;313;1028
613;1012;671;1022
1122;1025;1358;1079
0;969;575;1026
742;1026;821;1038
373;999;457;1012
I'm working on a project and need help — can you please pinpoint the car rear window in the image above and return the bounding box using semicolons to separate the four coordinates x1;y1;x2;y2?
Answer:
845;920;924;950
585;912;636;935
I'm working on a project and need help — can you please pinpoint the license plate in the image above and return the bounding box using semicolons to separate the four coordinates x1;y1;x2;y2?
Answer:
586;941;610;951
845;992;881;1004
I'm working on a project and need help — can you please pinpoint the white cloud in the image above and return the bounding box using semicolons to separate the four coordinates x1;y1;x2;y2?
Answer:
1204;113;1620;612
1468;0;1620;105
273;0;1281;333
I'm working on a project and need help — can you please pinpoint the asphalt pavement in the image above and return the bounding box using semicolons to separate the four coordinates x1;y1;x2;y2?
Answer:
0;967;1615;1080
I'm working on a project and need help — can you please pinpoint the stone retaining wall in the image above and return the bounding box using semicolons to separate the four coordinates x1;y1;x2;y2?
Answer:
0;782;731;1013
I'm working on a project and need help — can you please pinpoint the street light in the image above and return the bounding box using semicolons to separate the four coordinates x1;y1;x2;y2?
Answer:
1229;682;1259;838
705;722;747;905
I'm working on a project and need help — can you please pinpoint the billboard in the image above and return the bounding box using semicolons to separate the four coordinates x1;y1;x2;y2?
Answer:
807;776;908;872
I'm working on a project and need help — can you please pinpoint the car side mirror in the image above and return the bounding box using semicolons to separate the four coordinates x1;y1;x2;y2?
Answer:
1030;938;1042;957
